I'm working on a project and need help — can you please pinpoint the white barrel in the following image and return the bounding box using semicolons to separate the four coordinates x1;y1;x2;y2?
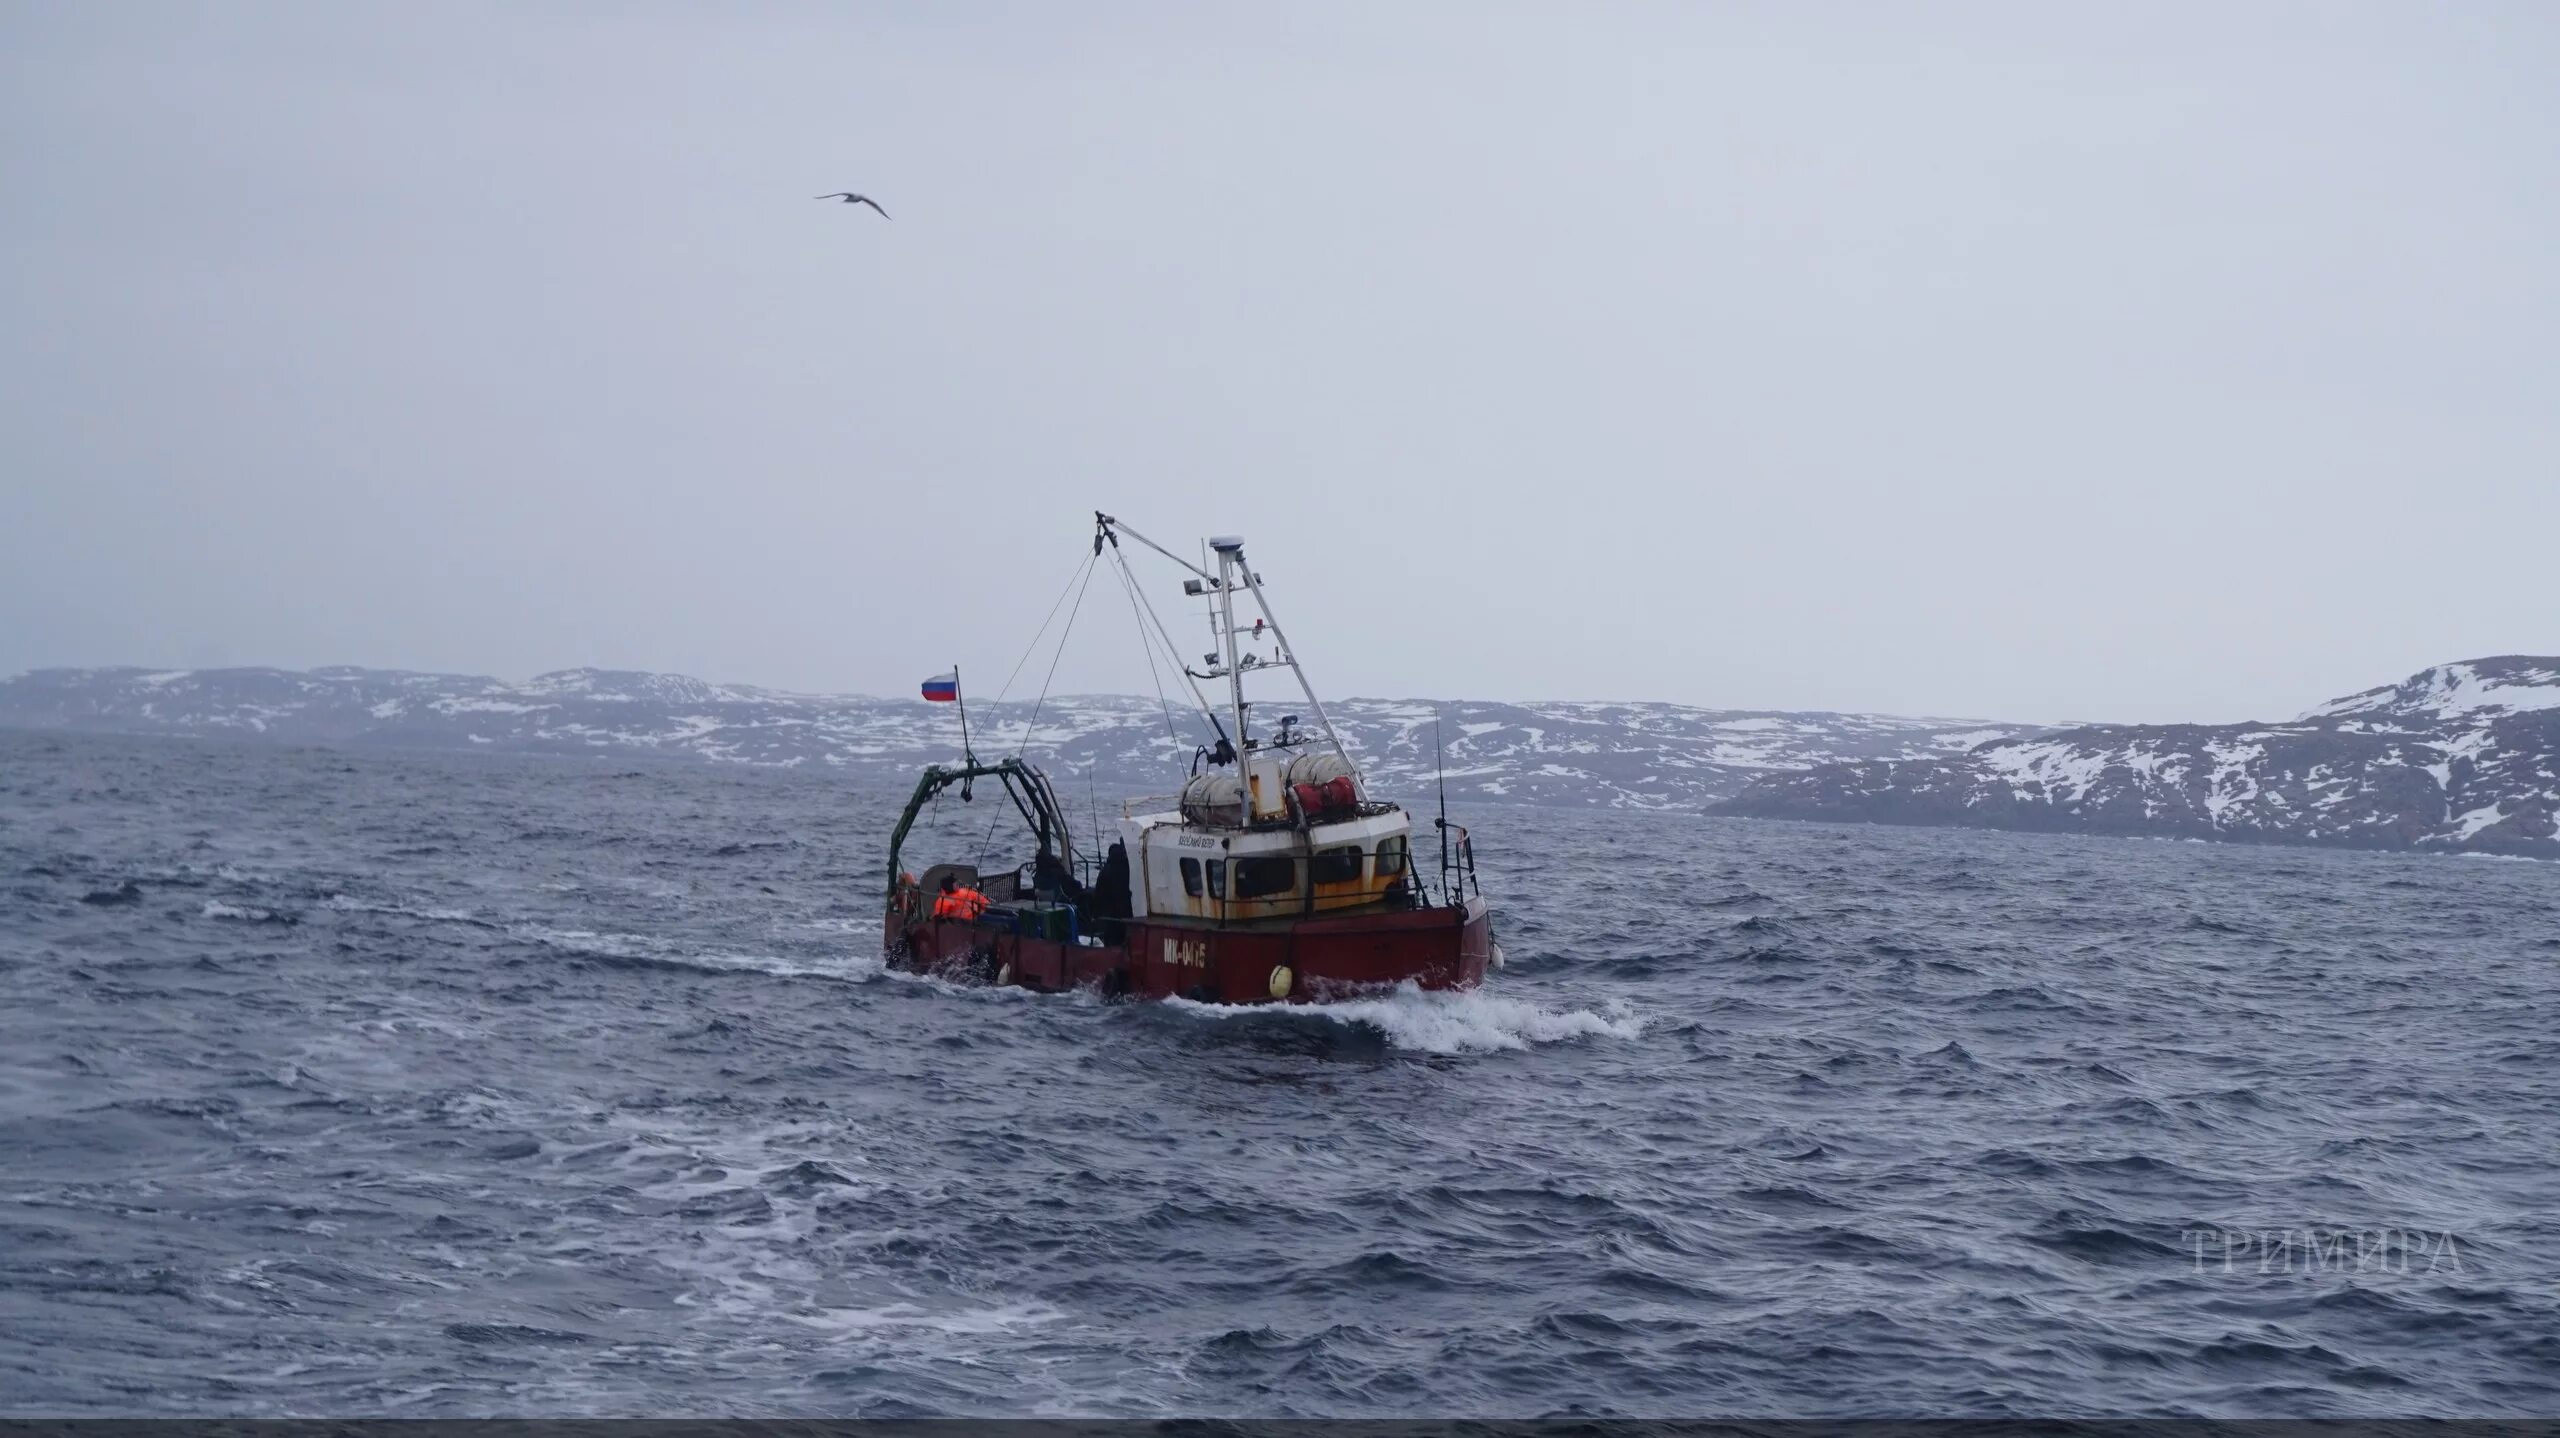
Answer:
1284;751;1355;793
1181;771;1246;827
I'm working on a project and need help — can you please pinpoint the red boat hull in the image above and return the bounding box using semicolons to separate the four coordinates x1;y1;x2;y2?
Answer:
884;898;1491;1002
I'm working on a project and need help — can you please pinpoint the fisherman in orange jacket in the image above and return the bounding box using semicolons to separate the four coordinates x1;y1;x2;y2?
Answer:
932;874;989;920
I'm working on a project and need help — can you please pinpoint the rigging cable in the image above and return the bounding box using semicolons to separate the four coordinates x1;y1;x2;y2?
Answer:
1099;525;1230;746
1014;551;1099;762
1113;553;1184;752
989;552;1100;709
975;549;1099;869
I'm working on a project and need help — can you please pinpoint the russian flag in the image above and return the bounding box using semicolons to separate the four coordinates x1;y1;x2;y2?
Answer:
921;672;959;703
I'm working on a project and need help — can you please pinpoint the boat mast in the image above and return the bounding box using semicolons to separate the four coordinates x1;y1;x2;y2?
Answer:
1234;551;1362;788
1211;537;1250;751
1096;514;1361;786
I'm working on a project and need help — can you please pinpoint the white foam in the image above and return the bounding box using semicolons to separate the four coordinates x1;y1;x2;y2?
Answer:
802;916;880;935
846;951;1102;1005
200;899;276;921
321;894;477;922
661;950;856;981
776;1300;1064;1337
346;1015;487;1041
1169;982;1645;1054
513;924;859;981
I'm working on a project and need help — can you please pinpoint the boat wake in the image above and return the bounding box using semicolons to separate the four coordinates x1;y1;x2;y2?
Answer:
511;925;858;982
1167;982;1645;1054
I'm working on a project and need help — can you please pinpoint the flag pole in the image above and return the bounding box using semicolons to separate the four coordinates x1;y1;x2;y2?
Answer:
953;663;975;765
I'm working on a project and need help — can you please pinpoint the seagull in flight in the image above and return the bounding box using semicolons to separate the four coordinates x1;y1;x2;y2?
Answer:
815;192;890;218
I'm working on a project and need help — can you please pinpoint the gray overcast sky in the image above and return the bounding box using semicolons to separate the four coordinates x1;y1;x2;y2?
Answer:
3;2;2552;724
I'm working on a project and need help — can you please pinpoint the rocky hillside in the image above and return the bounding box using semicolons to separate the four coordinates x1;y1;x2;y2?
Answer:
0;665;2031;811
1718;657;2560;857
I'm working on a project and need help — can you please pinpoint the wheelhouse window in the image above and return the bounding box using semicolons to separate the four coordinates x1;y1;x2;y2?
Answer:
1205;858;1228;899
1310;846;1364;885
1235;855;1297;898
1180;857;1203;897
1375;835;1407;878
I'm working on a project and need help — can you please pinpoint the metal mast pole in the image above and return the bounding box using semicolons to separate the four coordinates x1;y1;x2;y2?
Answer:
1236;554;1362;788
1095;513;1215;582
1214;542;1248;750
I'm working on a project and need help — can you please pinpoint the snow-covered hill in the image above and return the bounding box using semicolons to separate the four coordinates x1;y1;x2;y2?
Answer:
1719;657;2560;856
0;665;2030;812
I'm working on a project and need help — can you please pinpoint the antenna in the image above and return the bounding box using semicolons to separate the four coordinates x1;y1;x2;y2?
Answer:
1434;706;1451;907
1088;765;1103;881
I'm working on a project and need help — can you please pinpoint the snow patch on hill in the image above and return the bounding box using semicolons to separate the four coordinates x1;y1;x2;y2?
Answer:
2300;657;2560;723
0;665;2041;813
1724;657;2560;856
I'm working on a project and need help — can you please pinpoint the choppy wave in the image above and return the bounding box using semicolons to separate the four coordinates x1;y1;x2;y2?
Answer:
320;894;481;922
5;730;2558;1418
199;898;292;923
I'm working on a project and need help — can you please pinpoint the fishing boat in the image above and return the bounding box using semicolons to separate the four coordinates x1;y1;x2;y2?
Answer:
882;514;1494;1002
